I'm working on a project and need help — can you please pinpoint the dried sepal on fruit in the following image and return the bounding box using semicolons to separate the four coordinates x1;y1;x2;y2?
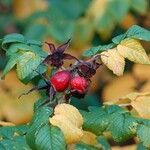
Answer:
49;104;84;144
76;58;100;78
43;39;78;68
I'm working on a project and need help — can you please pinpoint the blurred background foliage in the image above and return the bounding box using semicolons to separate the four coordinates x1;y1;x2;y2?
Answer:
0;0;150;128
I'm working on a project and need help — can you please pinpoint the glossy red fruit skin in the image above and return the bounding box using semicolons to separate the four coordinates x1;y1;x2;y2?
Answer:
50;71;71;92
70;76;88;94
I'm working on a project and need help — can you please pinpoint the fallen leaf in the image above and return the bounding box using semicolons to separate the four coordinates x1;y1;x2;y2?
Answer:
13;0;48;19
112;145;136;150
133;63;150;81
67;144;75;150
102;73;136;102
0;71;40;124
117;38;150;64
105;92;150;106
105;91;150;119
0;121;15;126
141;81;150;92
101;48;125;76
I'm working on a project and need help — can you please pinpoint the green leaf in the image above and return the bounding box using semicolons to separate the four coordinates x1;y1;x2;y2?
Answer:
5;43;31;56
50;0;90;20
16;51;42;81
20;64;47;84
26;106;53;150
1;42;46;83
0;136;31;150
35;125;66;150
75;142;98;150
1;53;21;79
0;125;28;140
130;0;148;15
81;105;138;143
95;10;115;39
126;25;150;41
81;105;125;135
137;124;150;148
137;143;149;150
108;0;130;22
47;20;75;43
112;25;150;44
80;108;109;135
25;24;46;41
29;45;47;58
107;114;138;143
83;43;115;56
96;136;111;150
112;33;127;44
33;98;49;112
26;40;42;47
2;33;26;50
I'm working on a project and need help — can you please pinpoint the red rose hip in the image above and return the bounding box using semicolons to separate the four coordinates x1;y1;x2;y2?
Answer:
70;76;88;94
50;70;71;92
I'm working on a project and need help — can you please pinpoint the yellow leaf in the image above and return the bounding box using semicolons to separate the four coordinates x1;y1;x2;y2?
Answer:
13;0;48;19
80;131;97;146
49;104;84;144
105;91;150;119
67;144;75;150
112;145;136;150
0;71;40;124
105;92;150;106
0;121;15;127
141;81;150;92
54;104;83;127
101;48;125;76
131;95;150;119
50;115;83;144
117;38;150;64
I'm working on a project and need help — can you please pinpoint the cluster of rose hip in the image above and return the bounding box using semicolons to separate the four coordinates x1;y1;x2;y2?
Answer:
21;40;100;105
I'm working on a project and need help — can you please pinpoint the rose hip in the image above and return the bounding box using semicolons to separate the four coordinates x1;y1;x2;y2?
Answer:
50;71;71;92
